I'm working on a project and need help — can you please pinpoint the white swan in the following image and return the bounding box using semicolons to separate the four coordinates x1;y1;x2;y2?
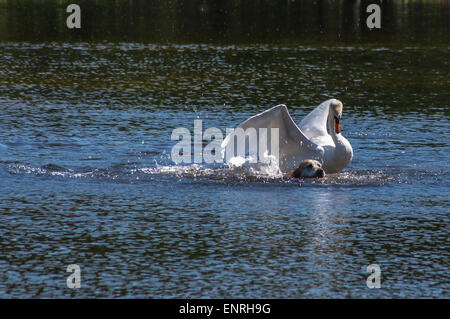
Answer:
221;99;353;174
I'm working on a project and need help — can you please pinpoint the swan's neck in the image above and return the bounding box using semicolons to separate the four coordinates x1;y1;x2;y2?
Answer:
325;108;353;173
328;111;342;145
327;110;352;154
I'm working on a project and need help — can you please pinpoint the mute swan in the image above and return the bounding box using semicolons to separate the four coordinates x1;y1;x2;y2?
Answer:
221;99;353;174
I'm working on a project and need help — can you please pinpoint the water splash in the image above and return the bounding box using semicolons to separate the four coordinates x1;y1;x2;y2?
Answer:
225;152;283;179
5;161;427;187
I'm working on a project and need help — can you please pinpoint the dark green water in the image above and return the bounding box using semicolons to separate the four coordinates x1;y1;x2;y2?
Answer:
0;1;449;298
0;0;449;44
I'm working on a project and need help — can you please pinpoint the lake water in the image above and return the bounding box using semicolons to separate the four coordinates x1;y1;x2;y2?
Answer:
0;42;448;298
0;1;449;299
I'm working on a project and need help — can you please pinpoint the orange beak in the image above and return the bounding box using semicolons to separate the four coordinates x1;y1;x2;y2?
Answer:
335;117;341;134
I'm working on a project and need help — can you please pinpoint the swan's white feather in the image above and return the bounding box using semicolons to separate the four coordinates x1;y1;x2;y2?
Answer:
222;104;324;172
299;99;334;145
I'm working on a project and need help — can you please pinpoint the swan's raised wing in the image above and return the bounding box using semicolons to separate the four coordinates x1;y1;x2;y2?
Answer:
299;99;333;141
221;104;324;172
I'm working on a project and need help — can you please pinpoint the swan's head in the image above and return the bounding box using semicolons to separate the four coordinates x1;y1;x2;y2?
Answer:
329;99;343;134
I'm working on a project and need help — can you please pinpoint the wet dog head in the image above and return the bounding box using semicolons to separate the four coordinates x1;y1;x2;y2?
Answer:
288;159;325;178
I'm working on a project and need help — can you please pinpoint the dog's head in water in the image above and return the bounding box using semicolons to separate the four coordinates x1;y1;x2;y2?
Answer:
284;159;325;179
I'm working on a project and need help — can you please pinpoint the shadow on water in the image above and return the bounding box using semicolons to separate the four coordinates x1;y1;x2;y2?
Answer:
0;0;449;44
0;43;448;117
